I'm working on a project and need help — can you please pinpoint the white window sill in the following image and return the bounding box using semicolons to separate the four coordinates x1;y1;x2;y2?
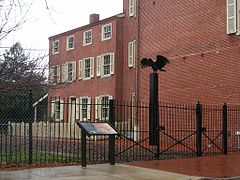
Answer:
83;77;92;81
101;37;112;41
52;51;59;55
101;74;111;78
83;42;92;46
66;48;74;51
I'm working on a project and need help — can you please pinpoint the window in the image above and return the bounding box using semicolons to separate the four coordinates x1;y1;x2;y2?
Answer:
129;0;136;17
83;30;92;45
96;53;114;77
66;35;74;50
103;55;110;75
52;40;59;54
62;62;76;83
79;57;94;80
101;23;112;41
51;99;64;121
68;97;76;123
67;63;73;81
128;40;136;68
227;0;240;34
95;95;113;120
131;93;136;130
79;97;91;121
49;65;60;84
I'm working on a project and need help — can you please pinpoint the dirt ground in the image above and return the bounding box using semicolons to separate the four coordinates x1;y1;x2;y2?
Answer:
127;152;240;178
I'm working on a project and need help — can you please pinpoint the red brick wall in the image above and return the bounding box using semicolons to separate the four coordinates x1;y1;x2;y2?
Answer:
48;17;124;100
137;0;240;104
122;0;139;102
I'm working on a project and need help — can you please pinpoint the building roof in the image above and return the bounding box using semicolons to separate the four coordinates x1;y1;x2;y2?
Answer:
49;13;125;40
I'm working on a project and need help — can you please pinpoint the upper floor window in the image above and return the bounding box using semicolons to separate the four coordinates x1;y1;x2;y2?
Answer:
101;23;112;41
128;40;136;68
129;0;136;17
67;63;73;81
227;0;240;35
83;30;92;45
52;40;59;54
49;65;60;84
103;55;111;75
62;61;76;83
96;53;114;77
79;57;94;80
66;35;74;50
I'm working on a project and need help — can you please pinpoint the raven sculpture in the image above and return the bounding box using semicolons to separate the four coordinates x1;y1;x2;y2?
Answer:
141;55;170;72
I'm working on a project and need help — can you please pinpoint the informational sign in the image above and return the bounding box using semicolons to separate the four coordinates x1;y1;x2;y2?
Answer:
77;122;118;136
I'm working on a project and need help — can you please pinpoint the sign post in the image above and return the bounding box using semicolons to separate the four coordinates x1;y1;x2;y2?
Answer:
77;121;118;167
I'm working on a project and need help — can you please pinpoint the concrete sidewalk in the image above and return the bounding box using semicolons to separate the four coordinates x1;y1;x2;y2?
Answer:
0;164;203;180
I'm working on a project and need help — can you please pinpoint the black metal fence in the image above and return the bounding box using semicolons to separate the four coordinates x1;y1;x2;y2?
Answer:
1;93;240;167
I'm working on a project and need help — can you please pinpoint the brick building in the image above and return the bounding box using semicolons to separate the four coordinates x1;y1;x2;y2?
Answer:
48;0;240;122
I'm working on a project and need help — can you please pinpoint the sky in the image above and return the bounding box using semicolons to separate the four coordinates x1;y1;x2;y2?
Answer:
1;0;123;55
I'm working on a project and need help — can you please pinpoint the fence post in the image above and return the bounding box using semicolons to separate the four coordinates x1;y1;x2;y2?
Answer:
109;99;115;165
149;73;159;147
81;130;87;167
222;102;228;155
196;102;202;157
28;90;33;164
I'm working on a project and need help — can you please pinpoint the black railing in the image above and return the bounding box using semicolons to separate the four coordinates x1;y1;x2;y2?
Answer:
0;94;240;167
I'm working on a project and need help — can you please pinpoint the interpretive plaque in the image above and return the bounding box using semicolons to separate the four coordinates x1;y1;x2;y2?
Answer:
77;122;118;136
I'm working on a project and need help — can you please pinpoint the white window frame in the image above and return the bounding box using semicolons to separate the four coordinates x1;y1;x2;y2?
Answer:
66;35;74;50
237;0;240;34
129;0;136;17
52;40;59;54
62;61;76;83
96;52;114;78
95;95;113;121
79;96;91;121
49;65;60;84
51;99;64;121
128;40;136;68
83;30;92;45
131;93;136;130
226;0;240;35
68;96;76;123
79;57;94;80
101;23;112;41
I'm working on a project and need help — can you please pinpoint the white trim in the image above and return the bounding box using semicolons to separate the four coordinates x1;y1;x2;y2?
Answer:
79;59;83;80
237;0;240;34
101;23;112;41
49;65;61;85
52;40;59;54
33;94;48;107
129;0;136;17
98;52;115;78
66;35;74;50
96;56;101;77
65;61;76;83
83;29;92;46
82;57;94;80
227;0;237;34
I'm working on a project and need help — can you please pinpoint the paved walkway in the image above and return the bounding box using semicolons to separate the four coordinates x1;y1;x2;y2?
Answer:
127;153;240;179
0;164;202;180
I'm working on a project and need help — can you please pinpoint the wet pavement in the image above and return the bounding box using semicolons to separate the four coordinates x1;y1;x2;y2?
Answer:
127;152;240;179
0;163;202;180
1;153;240;179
